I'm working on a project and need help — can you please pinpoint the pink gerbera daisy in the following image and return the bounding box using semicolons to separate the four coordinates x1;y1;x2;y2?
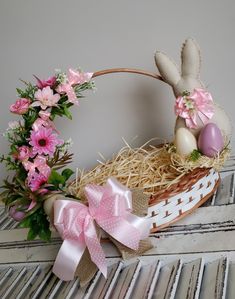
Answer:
29;127;63;156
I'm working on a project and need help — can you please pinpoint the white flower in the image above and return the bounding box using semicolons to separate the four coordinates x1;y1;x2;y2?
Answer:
8;121;21;130
55;70;67;84
58;138;73;154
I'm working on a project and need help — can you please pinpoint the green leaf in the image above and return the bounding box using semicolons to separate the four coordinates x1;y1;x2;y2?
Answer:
51;106;64;117
27;227;38;240
48;170;66;186
62;168;74;181
63;105;72;120
39;228;51;242
189;149;202;161
21;207;52;242
19;216;32;228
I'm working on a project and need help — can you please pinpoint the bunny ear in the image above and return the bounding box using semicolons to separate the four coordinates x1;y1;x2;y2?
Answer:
155;51;181;87
181;38;201;78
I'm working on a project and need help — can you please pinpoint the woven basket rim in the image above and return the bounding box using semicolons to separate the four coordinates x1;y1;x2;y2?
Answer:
149;167;210;205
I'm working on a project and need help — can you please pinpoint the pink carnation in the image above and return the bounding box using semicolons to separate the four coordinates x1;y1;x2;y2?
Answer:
34;75;56;89
10;98;31;115
31;86;60;110
17;146;31;161
29;127;63;156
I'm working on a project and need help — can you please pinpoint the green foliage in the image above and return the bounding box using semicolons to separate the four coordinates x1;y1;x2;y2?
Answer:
50;102;74;120
48;168;74;188
23;109;39;131
19;207;51;241
63;105;72;120
48;169;66;187
189;149;202;161
48;150;73;170
62;168;74;181
16;81;38;100
74;81;95;96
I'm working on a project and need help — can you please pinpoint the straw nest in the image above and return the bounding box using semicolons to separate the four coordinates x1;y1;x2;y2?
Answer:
68;139;230;201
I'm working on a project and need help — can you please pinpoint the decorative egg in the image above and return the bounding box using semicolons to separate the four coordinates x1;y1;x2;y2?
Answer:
198;123;224;157
44;195;57;217
175;128;198;156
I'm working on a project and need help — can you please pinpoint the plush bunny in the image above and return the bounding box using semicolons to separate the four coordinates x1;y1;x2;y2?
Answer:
155;38;232;144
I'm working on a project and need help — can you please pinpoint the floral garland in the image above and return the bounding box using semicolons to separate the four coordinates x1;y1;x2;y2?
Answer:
0;68;94;241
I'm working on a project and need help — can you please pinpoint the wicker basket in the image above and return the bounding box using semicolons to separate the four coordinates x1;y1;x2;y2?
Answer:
148;167;220;232
74;68;221;233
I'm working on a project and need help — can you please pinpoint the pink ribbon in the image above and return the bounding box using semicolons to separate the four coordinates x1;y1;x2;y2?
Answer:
175;88;214;129
52;177;150;281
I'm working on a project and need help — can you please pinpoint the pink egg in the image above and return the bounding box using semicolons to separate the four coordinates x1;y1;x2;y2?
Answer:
9;205;26;221
198;123;224;157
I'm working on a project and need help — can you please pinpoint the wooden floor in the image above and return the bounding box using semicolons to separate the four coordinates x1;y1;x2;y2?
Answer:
1;155;235;298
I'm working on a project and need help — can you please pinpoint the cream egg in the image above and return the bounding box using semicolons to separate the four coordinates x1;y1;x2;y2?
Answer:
175;127;198;156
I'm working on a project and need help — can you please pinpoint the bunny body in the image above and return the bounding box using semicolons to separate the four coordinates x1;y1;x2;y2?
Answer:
155;38;232;144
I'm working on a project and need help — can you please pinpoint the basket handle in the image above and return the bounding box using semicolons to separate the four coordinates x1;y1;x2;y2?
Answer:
92;68;165;82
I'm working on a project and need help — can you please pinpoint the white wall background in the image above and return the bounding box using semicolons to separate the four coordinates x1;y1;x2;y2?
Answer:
0;0;235;183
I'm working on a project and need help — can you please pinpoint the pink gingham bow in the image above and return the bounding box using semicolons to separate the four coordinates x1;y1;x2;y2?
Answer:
52;177;150;281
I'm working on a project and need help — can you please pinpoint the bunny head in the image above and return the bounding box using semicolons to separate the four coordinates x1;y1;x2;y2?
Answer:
155;38;232;143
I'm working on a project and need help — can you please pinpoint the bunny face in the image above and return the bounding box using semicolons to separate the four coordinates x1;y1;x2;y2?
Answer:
155;38;232;143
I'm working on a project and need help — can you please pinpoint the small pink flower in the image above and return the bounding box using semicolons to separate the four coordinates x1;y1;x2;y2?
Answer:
34;75;57;89
39;110;51;120
32;117;59;134
27;172;48;191
27;199;37;211
56;69;93;105
31;86;60;110
174;89;214;129
56;84;78;105
10;98;31;115
29;127;63;156
67;68;93;85
32;118;49;131
32;110;58;132
17;146;31;161
23;155;51;178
